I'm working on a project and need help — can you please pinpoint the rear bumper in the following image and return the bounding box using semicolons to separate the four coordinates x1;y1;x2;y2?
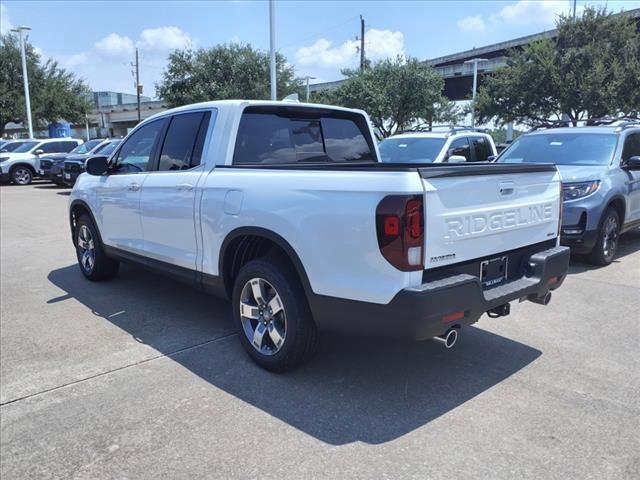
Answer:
310;246;570;340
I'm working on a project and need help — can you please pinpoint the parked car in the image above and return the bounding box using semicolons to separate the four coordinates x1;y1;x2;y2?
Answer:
378;127;497;163
69;100;569;371
62;139;122;186
39;139;107;183
496;118;640;265
0;139;31;153
0;138;83;185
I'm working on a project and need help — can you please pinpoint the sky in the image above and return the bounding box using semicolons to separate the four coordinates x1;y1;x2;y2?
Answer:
2;0;639;99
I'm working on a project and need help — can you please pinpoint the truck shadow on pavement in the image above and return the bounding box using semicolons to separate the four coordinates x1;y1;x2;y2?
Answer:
48;263;541;446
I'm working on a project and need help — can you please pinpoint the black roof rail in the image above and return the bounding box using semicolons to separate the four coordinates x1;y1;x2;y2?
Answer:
529;120;571;132
398;124;489;135
585;116;640;127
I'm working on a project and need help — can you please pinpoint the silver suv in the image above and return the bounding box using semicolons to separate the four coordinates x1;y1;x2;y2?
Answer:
378;127;498;164
0;138;83;185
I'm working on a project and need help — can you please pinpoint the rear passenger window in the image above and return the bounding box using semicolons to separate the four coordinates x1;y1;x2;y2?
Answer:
59;141;78;152
471;136;492;161
233;107;375;165
158;112;204;171
39;143;59;154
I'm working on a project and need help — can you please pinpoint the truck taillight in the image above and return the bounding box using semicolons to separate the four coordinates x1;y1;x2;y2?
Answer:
376;195;424;271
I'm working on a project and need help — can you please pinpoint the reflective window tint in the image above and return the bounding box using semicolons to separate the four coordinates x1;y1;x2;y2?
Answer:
291;119;324;161
321;117;373;162
191;111;212;167
112;119;164;173
471;136;492;161
447;137;472;161
158;112;204;171
622;133;640;161
233;108;374;165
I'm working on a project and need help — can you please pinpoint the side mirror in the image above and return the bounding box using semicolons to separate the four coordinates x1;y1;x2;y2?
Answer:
623;156;640;170
487;155;497;162
34;149;44;155
85;155;109;176
448;155;467;163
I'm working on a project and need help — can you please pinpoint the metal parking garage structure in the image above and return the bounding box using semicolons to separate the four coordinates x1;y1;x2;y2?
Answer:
309;8;640;102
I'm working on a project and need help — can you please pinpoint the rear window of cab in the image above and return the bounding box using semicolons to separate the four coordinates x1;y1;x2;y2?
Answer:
233;106;376;165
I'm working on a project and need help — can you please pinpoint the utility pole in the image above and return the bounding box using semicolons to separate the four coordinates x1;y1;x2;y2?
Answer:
303;76;316;102
463;58;487;128
269;0;277;100
572;0;577;19
135;48;141;122
360;15;365;71
11;26;34;138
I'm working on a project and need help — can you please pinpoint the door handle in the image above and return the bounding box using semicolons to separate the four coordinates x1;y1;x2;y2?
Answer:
128;182;140;191
176;183;194;191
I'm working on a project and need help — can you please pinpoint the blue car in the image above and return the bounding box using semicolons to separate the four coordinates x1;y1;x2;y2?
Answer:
497;119;640;265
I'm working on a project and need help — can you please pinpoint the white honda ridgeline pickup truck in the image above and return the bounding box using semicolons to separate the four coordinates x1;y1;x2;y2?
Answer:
69;100;570;371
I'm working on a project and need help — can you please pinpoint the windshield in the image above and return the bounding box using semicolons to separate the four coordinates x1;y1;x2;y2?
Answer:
95;140;121;156
498;133;617;166
12;141;40;153
70;140;102;154
378;137;446;163
1;141;28;153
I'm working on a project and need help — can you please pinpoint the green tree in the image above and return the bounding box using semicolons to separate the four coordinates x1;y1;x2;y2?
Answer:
0;34;91;136
311;57;450;138
476;7;640;126
157;43;301;106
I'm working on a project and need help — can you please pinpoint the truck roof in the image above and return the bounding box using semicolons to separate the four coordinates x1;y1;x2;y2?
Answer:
144;100;368;124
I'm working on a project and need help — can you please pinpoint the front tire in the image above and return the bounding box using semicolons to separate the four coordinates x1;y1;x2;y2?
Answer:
10;166;33;185
232;258;319;372
588;208;620;266
75;214;119;281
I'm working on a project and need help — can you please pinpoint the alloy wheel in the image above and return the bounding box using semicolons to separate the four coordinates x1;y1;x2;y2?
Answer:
77;225;95;273
239;277;287;356
13;167;32;185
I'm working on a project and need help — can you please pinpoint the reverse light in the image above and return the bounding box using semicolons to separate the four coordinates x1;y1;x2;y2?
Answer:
562;181;600;201
376;195;424;271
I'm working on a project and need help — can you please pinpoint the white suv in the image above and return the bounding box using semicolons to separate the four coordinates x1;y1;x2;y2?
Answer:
0;138;83;185
379;128;497;164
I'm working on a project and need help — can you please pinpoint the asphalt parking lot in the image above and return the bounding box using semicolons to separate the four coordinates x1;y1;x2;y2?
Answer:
1;182;639;479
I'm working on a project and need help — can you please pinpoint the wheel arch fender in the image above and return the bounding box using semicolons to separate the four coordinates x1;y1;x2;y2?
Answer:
605;194;626;225
218;226;314;300
69;199;103;246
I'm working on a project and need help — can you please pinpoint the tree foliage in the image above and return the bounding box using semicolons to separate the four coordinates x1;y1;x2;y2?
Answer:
0;34;92;136
157;43;301;106
311;57;459;138
476;7;640;126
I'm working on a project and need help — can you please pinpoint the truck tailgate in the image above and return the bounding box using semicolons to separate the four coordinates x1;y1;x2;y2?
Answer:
420;164;561;269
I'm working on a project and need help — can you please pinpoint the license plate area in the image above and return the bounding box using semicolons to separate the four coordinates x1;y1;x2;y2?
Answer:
480;256;508;288
64;173;71;179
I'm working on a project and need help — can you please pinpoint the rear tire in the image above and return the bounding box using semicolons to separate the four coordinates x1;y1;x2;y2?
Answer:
10;165;33;185
232;257;319;372
75;214;119;281
588;208;620;266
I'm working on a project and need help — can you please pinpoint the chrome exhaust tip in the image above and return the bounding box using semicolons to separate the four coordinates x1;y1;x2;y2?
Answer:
433;328;458;349
529;291;552;305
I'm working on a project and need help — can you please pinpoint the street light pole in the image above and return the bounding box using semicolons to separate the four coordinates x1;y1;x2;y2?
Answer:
304;76;316;102
464;58;488;128
269;0;277;101
11;26;34;138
